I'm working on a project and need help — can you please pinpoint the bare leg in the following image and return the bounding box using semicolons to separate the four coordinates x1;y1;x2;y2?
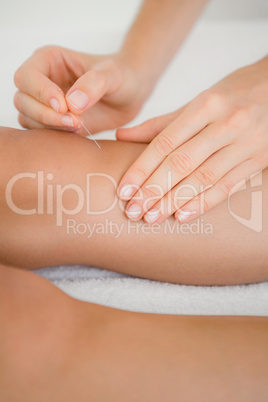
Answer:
0;126;267;285
1;264;267;402
0;128;267;401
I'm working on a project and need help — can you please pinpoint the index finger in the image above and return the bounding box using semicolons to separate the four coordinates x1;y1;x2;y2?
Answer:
117;101;212;200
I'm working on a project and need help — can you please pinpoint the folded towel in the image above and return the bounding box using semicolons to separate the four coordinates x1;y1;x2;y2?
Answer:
35;265;268;315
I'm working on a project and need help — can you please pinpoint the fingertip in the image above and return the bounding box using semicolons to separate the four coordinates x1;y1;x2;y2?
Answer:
50;98;60;113
66;89;89;113
175;209;196;223
49;89;68;115
65;69;108;113
117;183;135;200
125;202;143;221
116;126;145;142
116;127;130;141
13;90;20;110
143;209;160;225
60;112;81;130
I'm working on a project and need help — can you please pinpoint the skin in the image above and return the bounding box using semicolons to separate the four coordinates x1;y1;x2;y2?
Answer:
0;126;267;401
118;56;268;224
0;126;267;285
1;264;268;402
13;0;208;134
6;1;268;396
13;0;268;228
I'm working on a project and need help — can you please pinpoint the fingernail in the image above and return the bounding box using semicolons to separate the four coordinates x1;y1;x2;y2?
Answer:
67;90;88;110
144;209;159;224
62;115;74;128
176;210;192;222
50;98;59;113
120;184;134;199
126;203;142;220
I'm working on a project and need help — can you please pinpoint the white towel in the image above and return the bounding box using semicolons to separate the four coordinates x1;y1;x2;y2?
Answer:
35;266;268;315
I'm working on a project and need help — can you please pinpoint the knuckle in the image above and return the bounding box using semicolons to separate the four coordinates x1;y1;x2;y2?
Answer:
153;134;175;157
33;45;47;56
204;122;226;142
14;68;23;88
169;151;192;175
217;179;235;196
13;91;21;111
33;45;58;56
202;197;210;213
194;167;216;186
199;90;224;112
36;85;43;103
133;165;148;181
91;70;106;90
36;79;48;104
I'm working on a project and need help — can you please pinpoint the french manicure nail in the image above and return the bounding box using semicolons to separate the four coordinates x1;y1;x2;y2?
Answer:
67;90;88;110
62;115;74;128
144;209;159;224
50;98;59;113
120;184;133;199
177;210;193;222
126;203;142;220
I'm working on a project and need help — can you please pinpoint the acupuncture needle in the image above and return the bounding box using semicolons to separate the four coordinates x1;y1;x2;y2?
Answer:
75;115;101;149
67;98;101;149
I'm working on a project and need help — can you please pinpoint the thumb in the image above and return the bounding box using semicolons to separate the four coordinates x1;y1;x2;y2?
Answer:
66;62;121;114
116;107;186;143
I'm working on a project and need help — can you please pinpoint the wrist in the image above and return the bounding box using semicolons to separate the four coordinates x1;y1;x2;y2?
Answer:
116;49;158;101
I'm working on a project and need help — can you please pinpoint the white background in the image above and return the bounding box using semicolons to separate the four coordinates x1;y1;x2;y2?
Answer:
1;0;268;133
1;0;268;30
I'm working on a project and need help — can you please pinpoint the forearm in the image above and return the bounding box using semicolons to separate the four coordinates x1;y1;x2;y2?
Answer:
120;0;209;95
